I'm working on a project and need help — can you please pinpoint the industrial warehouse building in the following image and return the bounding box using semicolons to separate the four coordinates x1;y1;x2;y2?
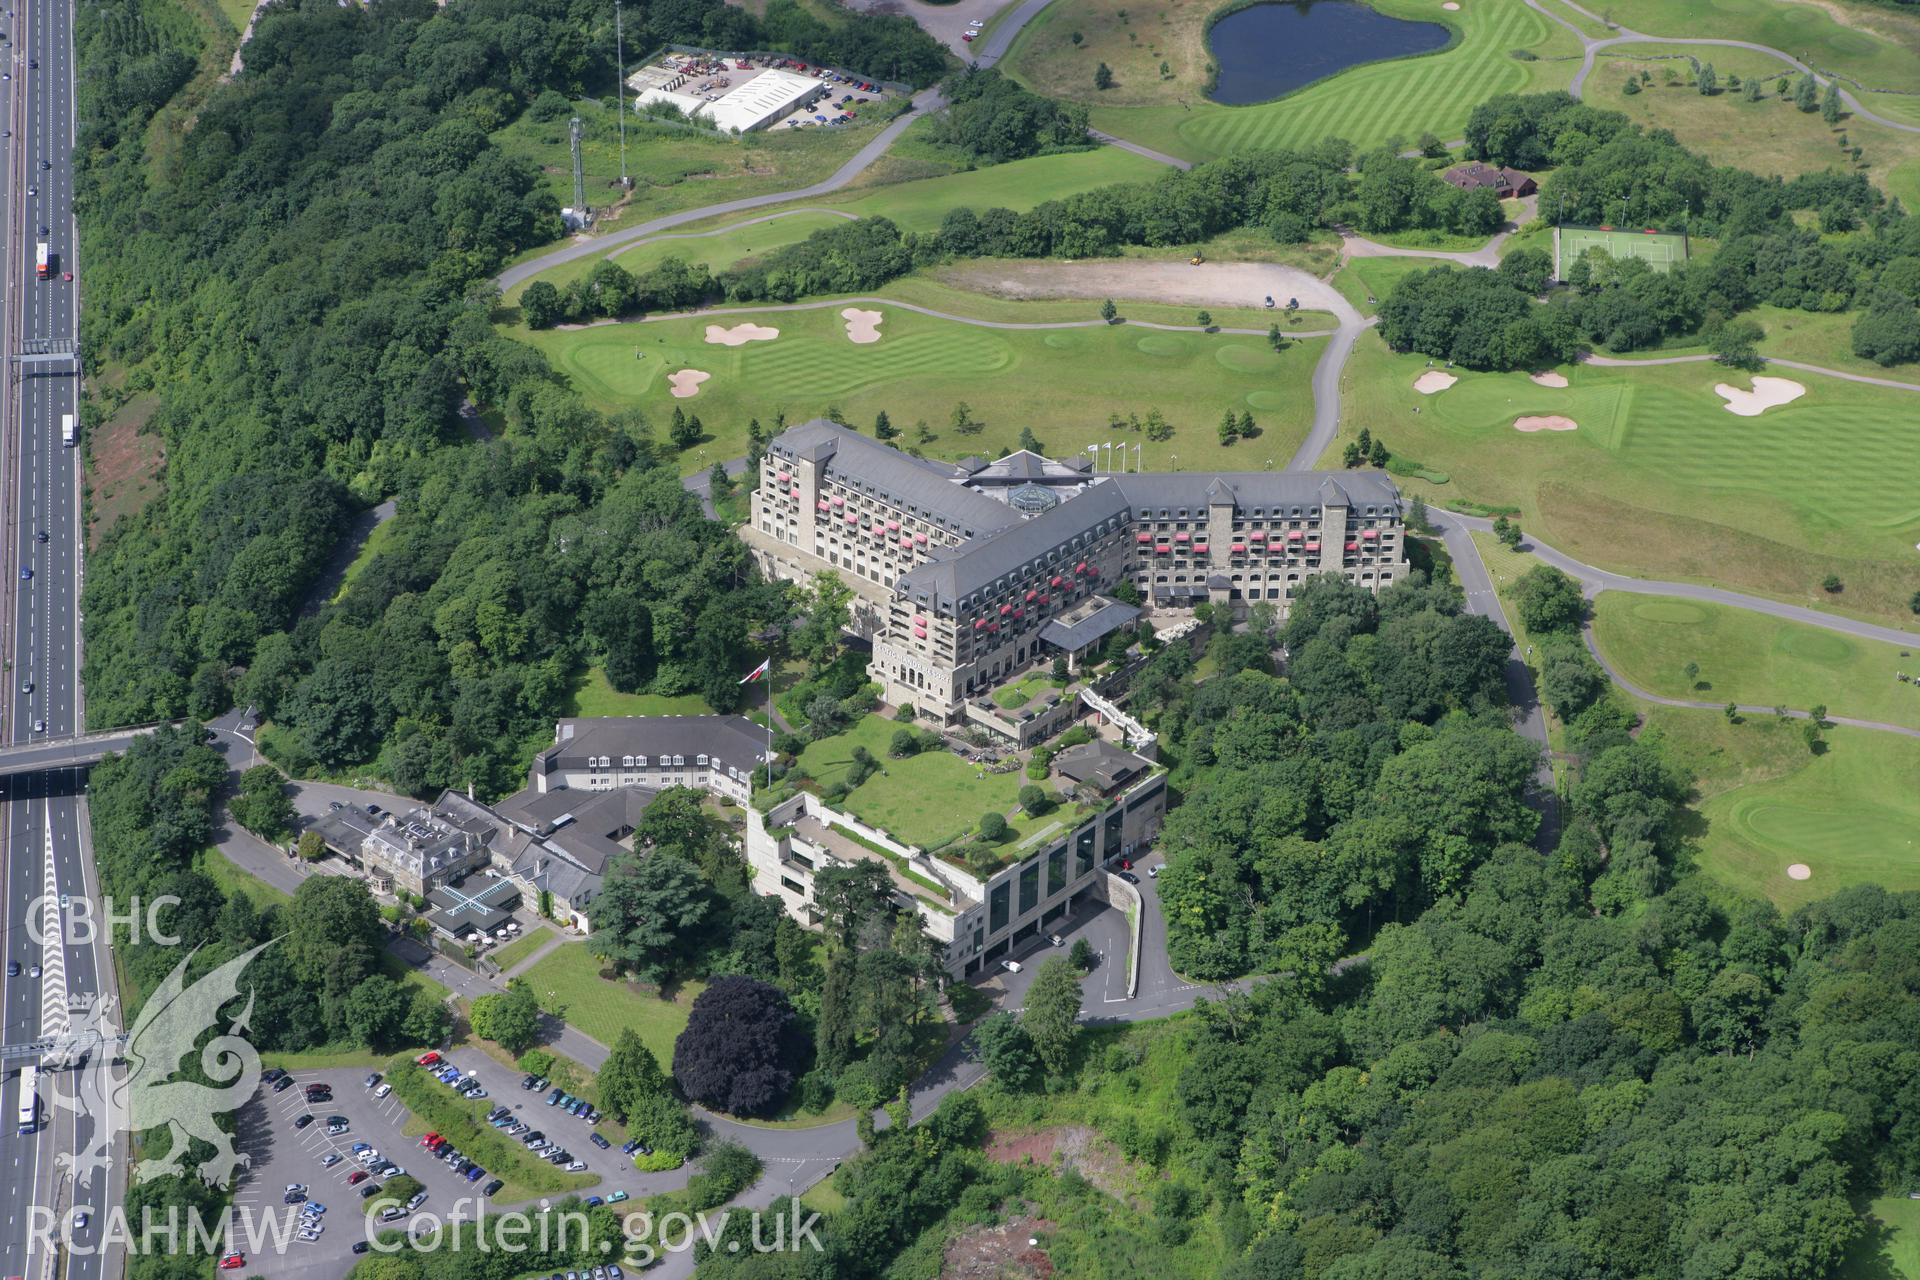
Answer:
630;64;826;133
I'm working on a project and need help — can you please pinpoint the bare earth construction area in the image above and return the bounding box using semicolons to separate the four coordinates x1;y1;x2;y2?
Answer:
941;258;1354;318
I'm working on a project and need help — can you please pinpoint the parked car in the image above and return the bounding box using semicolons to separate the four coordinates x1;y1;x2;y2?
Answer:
482;1179;504;1196
589;1132;611;1150
607;1191;629;1204
416;1052;441;1066
348;1171;368;1185
407;1191;428;1212
292;1115;313;1131
319;1154;342;1169
374;1083;391;1098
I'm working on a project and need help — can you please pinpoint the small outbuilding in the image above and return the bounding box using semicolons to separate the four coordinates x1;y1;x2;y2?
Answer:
1441;162;1537;198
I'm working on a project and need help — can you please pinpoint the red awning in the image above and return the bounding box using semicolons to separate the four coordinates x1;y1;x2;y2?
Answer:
1050;575;1063;586
1038;594;1049;604
1174;532;1188;542
1362;529;1379;540
1155;545;1171;555
900;537;913;549
1305;542;1321;552
1286;530;1303;541
1248;530;1265;541
1345;542;1359;551
816;501;831;511
1025;590;1037;602
914;533;928;544
886;521;899;532
1231;543;1246;553
830;495;843;506
777;471;791;483
1000;604;1012;615
1076;562;1088;573
1193;543;1209;554
974;619;987;630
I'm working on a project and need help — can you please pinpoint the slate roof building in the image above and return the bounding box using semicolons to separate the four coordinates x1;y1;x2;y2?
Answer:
744;420;1410;717
1441;161;1537;197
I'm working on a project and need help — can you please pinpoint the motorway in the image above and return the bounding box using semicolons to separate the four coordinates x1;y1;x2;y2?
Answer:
0;0;119;1277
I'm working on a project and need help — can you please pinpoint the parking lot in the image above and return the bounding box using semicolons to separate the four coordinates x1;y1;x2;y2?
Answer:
228;1059;646;1279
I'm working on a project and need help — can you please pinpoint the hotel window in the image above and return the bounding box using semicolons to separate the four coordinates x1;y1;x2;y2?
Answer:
1047;845;1068;896
1018;863;1040;915
990;882;1010;932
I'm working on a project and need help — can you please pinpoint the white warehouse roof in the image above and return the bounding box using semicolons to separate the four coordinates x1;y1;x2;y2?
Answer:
637;67;823;134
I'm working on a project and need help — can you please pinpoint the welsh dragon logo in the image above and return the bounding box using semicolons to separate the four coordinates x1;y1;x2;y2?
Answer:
52;940;276;1193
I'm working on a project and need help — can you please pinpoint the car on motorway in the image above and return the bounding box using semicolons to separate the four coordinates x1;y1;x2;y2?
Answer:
38;159;47;169
71;1210;89;1230
18;567;29;580
60;272;70;281
25;186;33;196
5;960;17;977
28;963;41;978
32;720;43;732
26;56;34;66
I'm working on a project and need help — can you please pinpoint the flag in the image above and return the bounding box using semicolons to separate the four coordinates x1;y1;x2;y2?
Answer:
738;658;771;685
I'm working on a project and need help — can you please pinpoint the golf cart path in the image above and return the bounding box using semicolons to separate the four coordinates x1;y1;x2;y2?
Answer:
1340;195;1538;269
1438;507;1920;648
1530;0;1920;135
1584;351;1920;393
1579;625;1920;739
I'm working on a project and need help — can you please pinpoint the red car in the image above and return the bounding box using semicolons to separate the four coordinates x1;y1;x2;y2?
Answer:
218;1255;245;1270
420;1132;440;1146
348;1171;369;1185
416;1052;441;1066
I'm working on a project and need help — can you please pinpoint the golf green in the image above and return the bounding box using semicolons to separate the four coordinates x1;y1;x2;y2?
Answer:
1696;726;1920;909
529;303;1322;475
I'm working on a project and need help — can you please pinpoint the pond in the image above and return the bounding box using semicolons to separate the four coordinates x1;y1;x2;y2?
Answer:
1206;1;1453;106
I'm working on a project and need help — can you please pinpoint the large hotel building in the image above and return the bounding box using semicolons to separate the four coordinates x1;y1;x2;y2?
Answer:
744;420;1410;718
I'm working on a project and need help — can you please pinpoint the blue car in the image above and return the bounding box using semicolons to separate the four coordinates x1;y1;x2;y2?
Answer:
546;1089;562;1106
464;1166;485;1182
18;567;28;580
304;1203;328;1215
585;1196;603;1207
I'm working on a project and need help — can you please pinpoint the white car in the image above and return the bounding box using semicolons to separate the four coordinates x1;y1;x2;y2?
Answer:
374;1082;391;1098
1148;865;1160;878
71;1210;89;1230
968;19;983;26
284;1184;306;1195
1001;959;1021;974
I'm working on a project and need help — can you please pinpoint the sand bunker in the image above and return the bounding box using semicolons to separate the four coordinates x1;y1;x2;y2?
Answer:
704;322;779;347
841;308;884;344
1715;376;1806;416
1442;2;1460;9
1414;370;1457;394
668;369;711;399
1787;863;1811;881
1514;415;1578;433
1529;371;1569;388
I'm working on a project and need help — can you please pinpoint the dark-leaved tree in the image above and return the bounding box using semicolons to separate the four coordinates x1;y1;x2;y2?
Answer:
672;977;808;1117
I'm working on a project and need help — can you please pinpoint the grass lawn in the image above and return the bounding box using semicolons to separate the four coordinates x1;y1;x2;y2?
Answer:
797;713;1039;850
493;100;875;264
1593;44;1920;211
1008;0;1578;163
1334;333;1920;623
893;273;1338;332
1644;704;1920;909
563;664;715;719
521;942;701;1068
1468;531;1572;786
1840;1192;1920;1280
490;925;556;972
331;516;397;604
194;846;292;908
1591;594;1920;730
526;302;1320;478
992;673;1060;710
214;0;255;36
1333;255;1442;318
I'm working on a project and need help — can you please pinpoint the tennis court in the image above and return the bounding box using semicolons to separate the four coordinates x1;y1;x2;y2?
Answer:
1555;225;1689;276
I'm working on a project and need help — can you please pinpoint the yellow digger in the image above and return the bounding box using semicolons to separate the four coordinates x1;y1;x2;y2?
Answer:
1189;253;1205;266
